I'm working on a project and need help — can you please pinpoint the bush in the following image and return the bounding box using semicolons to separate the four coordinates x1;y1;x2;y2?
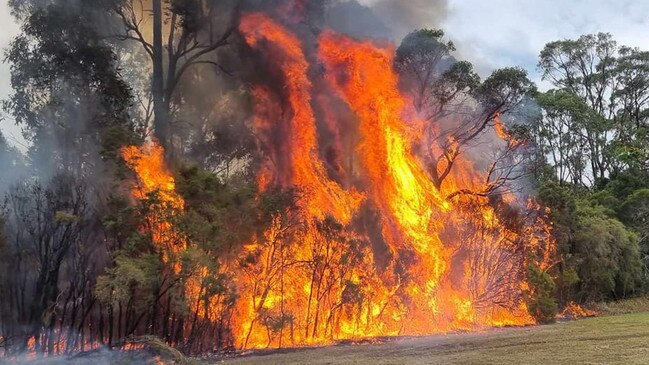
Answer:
526;264;558;323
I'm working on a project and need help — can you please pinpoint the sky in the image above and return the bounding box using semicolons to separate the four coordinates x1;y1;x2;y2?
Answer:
0;0;22;148
442;0;649;81
1;0;649;146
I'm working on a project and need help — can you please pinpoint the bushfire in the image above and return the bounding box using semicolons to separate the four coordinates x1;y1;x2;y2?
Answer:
121;12;555;350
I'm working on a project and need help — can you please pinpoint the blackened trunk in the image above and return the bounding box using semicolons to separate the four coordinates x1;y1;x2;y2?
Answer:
152;0;169;148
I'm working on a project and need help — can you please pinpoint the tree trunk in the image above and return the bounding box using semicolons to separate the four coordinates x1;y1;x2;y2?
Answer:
152;0;169;148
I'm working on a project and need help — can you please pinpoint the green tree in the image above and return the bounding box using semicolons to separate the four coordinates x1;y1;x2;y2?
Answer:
4;1;135;176
619;189;649;268
572;202;643;301
538;33;649;183
535;90;605;187
537;179;644;303
526;263;558;323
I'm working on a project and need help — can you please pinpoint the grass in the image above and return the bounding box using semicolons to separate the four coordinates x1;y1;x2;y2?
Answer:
217;312;649;365
592;297;649;316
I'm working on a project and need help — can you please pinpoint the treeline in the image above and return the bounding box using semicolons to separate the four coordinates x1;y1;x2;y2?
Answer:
0;0;646;357
530;34;649;319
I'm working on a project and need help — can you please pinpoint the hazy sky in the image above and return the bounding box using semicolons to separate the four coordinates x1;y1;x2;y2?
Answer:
1;0;649;146
0;1;22;147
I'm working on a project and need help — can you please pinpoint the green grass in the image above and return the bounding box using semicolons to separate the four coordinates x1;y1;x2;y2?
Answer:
218;313;649;365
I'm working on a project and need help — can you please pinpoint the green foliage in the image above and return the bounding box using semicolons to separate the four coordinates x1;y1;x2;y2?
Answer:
537;33;649;183
605;169;649;201
588;190;620;217
475;67;536;113
395;28;480;117
96;254;160;304
537;179;645;304
619;189;649;267
2;2;135;174
395;28;455;64
534;32;649;310
537;181;577;253
434;61;481;104
176;165;262;252
572;201;643;300
526;264;558;323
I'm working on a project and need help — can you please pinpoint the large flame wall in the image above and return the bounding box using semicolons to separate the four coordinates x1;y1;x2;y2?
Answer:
122;12;554;351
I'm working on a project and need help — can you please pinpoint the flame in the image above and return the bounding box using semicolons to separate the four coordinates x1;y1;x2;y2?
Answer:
121;143;186;266
241;13;363;224
318;30;450;292
560;302;597;320
119;12;557;352
228;14;548;349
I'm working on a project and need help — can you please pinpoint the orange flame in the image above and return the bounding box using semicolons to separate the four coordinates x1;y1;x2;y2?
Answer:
560;302;597;320
241;13;363;224
121;143;186;266
120;12;557;351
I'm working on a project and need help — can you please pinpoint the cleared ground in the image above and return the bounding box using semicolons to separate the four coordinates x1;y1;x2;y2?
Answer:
220;313;649;365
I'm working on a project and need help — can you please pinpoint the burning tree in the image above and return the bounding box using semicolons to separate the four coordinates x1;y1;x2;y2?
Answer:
101;7;555;351
0;0;563;357
153;10;553;349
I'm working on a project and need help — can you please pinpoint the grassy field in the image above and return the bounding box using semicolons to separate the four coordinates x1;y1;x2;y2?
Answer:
219;312;649;365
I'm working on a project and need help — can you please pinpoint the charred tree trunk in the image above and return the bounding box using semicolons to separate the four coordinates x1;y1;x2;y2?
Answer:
152;0;169;148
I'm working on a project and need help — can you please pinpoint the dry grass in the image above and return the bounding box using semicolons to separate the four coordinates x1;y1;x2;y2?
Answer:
216;312;649;365
591;297;649;316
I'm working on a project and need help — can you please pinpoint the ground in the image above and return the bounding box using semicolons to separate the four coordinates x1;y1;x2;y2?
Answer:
218;313;649;365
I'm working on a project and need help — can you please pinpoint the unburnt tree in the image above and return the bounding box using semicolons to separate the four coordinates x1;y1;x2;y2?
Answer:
4;1;134;177
538;33;649;183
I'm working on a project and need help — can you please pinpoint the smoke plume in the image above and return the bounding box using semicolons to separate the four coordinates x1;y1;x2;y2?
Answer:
359;0;449;41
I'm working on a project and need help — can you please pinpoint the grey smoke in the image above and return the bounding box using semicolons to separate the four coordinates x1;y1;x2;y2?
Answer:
324;0;449;42
369;0;449;41
6;348;161;365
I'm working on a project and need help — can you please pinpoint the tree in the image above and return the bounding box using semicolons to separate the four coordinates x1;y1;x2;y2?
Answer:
619;189;649;268
535;90;603;187
525;263;558;323
572;202;643;301
0;174;91;354
395;29;468;117
113;0;235;149
395;30;535;196
538;33;649;183
537;179;644;304
4;1;134;177
611;47;649;171
0;132;26;192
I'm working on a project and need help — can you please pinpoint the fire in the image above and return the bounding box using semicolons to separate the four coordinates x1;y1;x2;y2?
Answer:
228;13;547;348
318;30;450;292
119;11;557;352
122;143;186;265
560;302;597;320
241;13;363;224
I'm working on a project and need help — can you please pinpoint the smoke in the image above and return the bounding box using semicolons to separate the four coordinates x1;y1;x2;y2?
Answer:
7;348;163;365
0;131;27;194
357;0;449;41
